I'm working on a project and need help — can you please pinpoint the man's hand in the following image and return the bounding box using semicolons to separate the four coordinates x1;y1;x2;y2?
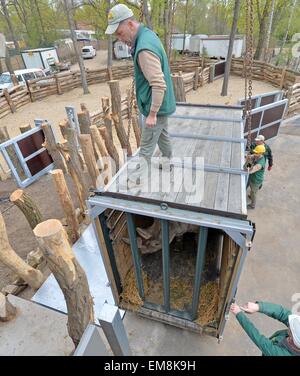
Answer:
268;165;272;171
230;303;242;315
241;302;259;314
145;111;157;128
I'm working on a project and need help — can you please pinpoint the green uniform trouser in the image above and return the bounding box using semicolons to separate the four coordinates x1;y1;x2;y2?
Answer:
129;115;172;184
248;181;260;208
139;115;172;161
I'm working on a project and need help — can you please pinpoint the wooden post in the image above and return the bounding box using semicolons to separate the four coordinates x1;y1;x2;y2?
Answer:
41;123;67;173
112;114;132;156
99;127;120;172
107;67;113;81
280;68;287;89
0;212;44;290
0;293;17;322
59;119;70;140
209;64;215;83
55;74;62;95
90;125;107;168
33;219;94;346
19;124;32;134
108;80;122;118
51;169;80;242
25;80;34;102
78;111;92;135
79;134;100;189
172;75;186;102
193;67;200;90
3;88;16;113
10;189;42;230
80;103;88;112
58;136;88;213
101;96;113;139
132;116;141;148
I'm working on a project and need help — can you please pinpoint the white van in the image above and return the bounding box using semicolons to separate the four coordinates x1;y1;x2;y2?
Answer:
82;46;96;59
0;68;46;94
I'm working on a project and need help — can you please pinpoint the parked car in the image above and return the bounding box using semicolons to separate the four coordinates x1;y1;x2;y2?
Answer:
0;68;47;94
82;46;96;59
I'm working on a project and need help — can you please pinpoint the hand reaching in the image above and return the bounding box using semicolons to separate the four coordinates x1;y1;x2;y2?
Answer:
241;302;259;314
230;303;242;315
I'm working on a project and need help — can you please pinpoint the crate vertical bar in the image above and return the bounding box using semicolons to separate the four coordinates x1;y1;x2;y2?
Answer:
126;212;145;299
191;226;208;320
161;219;170;312
98;213;122;294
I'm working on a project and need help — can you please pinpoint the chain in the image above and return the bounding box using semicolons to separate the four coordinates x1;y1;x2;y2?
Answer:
126;1;144;149
244;0;254;149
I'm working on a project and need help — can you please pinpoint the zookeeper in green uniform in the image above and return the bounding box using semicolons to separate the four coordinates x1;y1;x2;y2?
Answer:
230;301;300;356
244;144;266;209
105;3;176;189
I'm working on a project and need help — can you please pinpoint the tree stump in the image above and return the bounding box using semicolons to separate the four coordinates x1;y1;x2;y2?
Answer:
0;293;17;322
59;119;70;140
10;189;42;230
33;219;94;347
51;169;80;243
0;212;44;290
42;123;66;173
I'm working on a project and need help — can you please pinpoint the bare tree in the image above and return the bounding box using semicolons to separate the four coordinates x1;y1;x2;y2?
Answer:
142;0;153;29
63;0;89;94
254;0;271;60
221;0;241;96
276;0;298;65
106;0;113;69
263;0;275;62
182;0;189;52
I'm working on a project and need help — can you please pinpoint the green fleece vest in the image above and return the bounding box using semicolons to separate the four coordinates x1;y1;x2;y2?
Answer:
133;25;176;117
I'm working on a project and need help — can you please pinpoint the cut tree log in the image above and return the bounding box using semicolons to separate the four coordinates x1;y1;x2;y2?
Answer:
41;123;66;173
33;219;94;347
79;134;101;189
78;110;99;161
0;212;44;289
59;119;70;140
101;96;113;139
51;169;80;242
9;189;42;230
19;124;32;134
90;125;107;170
0;292;17;322
99;127;120;172
172;75;186;102
111;114;132;156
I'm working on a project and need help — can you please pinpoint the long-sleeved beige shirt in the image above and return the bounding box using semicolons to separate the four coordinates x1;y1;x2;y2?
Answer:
138;50;167;114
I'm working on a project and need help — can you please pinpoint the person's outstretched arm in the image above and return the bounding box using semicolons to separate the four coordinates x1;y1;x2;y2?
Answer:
256;301;291;326
231;303;290;356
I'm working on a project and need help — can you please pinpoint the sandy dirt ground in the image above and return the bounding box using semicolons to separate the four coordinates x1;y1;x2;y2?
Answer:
0;62;279;290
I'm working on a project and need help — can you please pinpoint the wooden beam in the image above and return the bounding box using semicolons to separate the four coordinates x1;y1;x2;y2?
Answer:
3;88;16;113
99;127;120;172
33;219;94;346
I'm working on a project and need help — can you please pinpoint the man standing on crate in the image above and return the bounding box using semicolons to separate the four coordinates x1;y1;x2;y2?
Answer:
105;4;176;189
230;301;300;356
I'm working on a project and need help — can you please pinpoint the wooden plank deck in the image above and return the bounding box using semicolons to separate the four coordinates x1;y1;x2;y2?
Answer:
102;104;247;218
